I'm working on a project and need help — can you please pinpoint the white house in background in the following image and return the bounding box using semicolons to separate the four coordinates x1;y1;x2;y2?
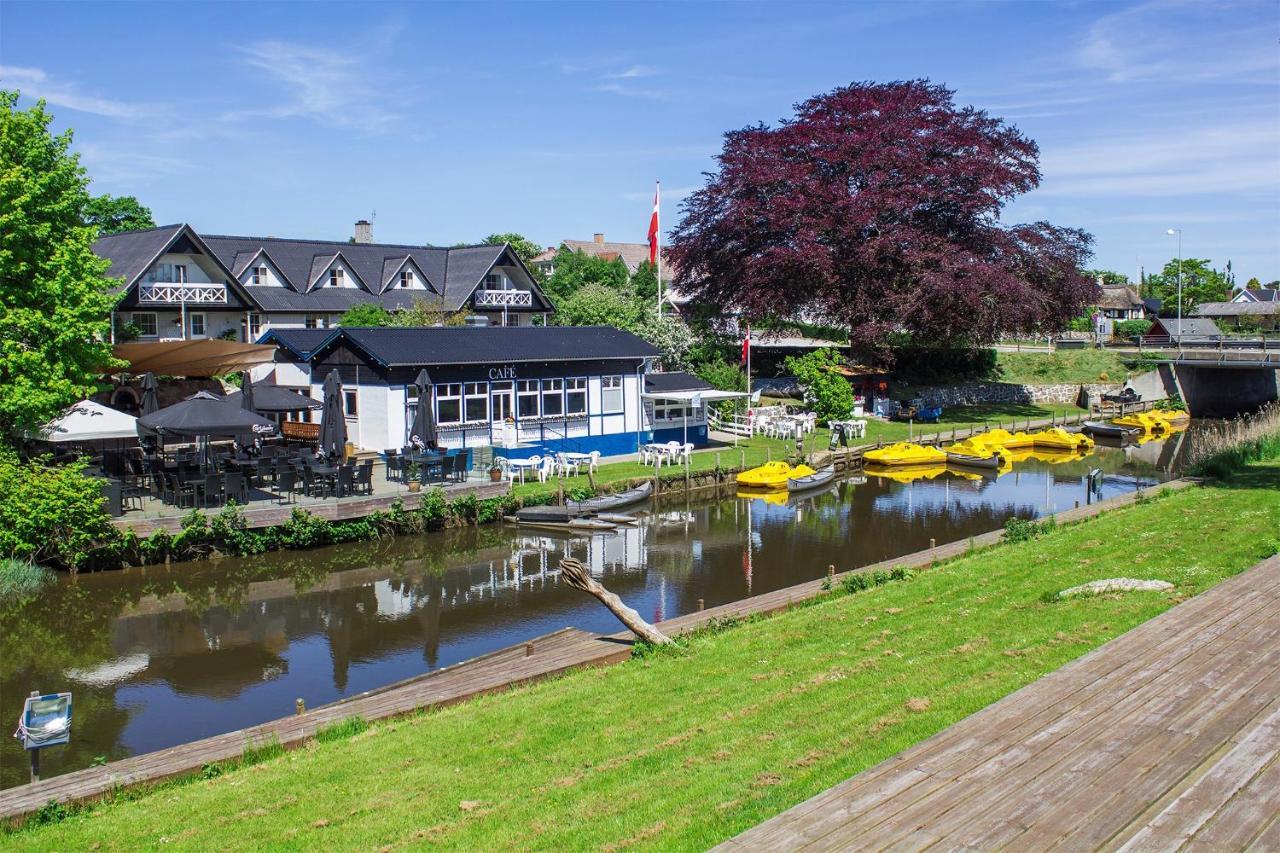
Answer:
94;222;555;343
1231;287;1280;304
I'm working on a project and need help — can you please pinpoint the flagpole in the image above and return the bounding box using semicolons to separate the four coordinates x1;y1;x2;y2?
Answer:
655;180;662;319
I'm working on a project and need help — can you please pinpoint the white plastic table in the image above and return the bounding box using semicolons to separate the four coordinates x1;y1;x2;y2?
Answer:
507;458;540;482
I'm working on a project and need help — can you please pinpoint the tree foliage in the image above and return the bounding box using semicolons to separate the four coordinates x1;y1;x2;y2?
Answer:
783;348;854;423
632;260;659;302
1145;258;1230;317
0;450;112;569
388;297;469;327
339;303;393;326
554;283;695;370
543;248;629;302
1084;269;1129;286
0;92;120;441
481;232;543;266
83;193;154;235
668;80;1098;360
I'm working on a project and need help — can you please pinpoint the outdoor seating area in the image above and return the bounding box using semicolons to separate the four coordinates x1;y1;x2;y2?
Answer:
639;441;694;468
490;451;601;483
383;447;473;486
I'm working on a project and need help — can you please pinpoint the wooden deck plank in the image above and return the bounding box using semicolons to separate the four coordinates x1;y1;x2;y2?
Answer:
718;554;1280;852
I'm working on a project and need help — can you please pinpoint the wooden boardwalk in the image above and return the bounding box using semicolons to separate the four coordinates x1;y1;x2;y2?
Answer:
719;553;1280;852
0;476;1195;823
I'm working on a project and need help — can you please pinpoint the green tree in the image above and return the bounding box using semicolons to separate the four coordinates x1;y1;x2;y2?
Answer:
1084;269;1129;286
339;303;393;326
784;348;854;423
543;248;629;302
481;233;543;266
554;283;695;369
83;193;154;235
0;92;121;441
390;296;468;327
1145;258;1230;317
1245;277;1261;290
632;260;659;302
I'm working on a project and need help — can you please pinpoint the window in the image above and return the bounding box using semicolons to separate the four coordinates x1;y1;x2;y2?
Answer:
252;266;267;285
343;390;358;417
248;313;264;339
484;272;501;290
304;314;329;329
504;313;520;327
464;382;489;422
399;270;413;288
329;268;344;287
188;312;206;338
437;383;462;424
131;312;158;337
566;378;587;415
174;264;187;283
517;379;540;419
601;375;624;413
541;379;564;417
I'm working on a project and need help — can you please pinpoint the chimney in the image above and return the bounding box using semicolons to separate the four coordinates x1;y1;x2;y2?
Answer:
593;232;605;244
354;219;373;244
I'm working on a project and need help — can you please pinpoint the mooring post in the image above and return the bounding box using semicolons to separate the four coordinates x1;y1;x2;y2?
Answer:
295;698;305;716
828;565;835;581
929;538;936;549
27;690;40;783
525;642;534;657
696;598;705;612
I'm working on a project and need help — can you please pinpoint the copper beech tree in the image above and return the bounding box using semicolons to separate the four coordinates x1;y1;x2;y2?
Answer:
667;80;1098;360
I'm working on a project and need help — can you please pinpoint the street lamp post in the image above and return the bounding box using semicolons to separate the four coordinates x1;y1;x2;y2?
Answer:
1166;228;1182;341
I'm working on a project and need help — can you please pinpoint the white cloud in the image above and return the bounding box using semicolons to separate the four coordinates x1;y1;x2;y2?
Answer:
222;39;404;131
76;141;193;185
0;65;159;119
590;82;668;100
602;65;660;80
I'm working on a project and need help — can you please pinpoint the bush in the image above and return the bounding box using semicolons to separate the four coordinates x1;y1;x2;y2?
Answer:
0;452;114;569
694;360;747;417
784;348;854;423
1004;516;1056;543
1114;319;1152;338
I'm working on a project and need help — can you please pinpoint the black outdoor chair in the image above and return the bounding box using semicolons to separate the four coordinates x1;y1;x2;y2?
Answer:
336;464;354;498
354;462;374;496
224;471;248;505
276;469;299;504
385;455;404;482
302;466;329;499
101;480;125;517
165;472;198;509
201;474;224;508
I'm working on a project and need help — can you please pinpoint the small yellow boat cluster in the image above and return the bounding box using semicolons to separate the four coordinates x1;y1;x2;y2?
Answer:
736;460;817;490
1113;408;1189;434
863;442;947;467
862;425;1094;483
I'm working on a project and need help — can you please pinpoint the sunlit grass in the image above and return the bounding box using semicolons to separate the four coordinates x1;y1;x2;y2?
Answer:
11;456;1277;850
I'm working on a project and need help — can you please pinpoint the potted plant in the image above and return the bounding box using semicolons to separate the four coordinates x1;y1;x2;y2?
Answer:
406;461;421;491
488;462;504;482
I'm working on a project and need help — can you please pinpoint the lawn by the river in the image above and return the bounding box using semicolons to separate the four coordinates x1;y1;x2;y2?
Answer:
9;453;1278;850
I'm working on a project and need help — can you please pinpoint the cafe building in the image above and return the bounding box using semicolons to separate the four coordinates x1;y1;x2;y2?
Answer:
256;325;721;458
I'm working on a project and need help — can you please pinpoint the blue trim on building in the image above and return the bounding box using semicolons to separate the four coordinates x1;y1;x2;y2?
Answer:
493;431;648;461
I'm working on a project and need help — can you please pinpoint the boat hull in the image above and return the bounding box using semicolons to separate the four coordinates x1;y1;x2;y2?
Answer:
787;468;836;492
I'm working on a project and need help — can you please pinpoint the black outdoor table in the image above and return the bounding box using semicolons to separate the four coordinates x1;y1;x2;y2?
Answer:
409;454;445;483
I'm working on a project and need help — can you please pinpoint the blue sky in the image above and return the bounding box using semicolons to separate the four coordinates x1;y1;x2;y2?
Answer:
3;0;1277;281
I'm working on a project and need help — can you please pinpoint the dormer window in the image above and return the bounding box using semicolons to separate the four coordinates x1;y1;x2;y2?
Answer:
329;268;344;287
399;270;413;288
484;273;501;290
252;266;267;285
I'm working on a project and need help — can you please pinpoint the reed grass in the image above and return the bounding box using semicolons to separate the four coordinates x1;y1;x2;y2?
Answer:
1186;403;1280;479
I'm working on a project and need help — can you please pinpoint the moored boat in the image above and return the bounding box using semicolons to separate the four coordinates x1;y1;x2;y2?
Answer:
863;442;947;467
1082;420;1140;438
973;428;1036;449
1151;408;1190;423
566;481;653;515
737;461;817;489
1112;411;1169;433
1030;427;1094;451
786;467;836;492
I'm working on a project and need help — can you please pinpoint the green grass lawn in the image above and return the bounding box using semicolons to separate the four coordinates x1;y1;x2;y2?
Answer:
11;456;1278;850
993;349;1141;385
513;402;1084;503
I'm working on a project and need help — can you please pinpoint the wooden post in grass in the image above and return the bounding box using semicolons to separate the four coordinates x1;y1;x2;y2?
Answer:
559;558;672;645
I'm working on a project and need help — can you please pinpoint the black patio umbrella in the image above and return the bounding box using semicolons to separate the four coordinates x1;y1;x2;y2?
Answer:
409;368;437;450
224;381;322;414
138;391;277;470
318;370;347;461
140;372;160;415
238;371;256;413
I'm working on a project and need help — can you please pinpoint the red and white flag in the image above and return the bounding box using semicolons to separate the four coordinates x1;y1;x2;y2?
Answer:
740;323;751;365
647;181;660;265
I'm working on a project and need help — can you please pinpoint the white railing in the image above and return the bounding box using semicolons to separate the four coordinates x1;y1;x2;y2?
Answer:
474;289;533;307
707;409;753;437
138;282;228;304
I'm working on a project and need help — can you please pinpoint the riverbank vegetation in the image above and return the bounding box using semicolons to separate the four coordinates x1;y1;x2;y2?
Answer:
10;447;1278;848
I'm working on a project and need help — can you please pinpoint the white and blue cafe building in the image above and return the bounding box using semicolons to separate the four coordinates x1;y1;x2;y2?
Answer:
255;325;730;460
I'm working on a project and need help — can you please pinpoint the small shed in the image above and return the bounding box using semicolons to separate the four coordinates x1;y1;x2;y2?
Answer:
1146;318;1222;339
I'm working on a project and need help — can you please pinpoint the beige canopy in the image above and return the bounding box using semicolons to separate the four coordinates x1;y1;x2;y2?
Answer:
113;339;277;377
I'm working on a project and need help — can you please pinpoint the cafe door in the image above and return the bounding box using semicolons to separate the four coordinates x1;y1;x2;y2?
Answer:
491;381;514;423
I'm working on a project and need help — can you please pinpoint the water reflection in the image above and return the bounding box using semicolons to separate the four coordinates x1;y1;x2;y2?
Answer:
0;436;1191;788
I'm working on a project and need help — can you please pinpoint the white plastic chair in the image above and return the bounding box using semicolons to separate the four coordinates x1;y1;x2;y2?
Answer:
557;453;579;477
587;450;600;473
538;456;556;482
681;443;694;463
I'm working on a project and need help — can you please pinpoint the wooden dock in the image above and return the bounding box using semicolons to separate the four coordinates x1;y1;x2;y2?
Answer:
0;475;1195;823
719;553;1280;852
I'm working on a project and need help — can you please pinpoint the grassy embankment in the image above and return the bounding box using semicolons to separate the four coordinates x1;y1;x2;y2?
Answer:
513;401;1083;503
11;445;1278;850
993;348;1146;385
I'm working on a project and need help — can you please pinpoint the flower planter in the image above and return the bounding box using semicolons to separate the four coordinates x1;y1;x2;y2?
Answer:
488;469;503;483
408;481;421;493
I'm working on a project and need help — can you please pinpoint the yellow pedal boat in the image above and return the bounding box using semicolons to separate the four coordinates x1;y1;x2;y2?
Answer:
1112;411;1169;433
736;461;816;490
1030;427;1094;451
973;428;1037;449
863;442;947;467
1151;408;1190;423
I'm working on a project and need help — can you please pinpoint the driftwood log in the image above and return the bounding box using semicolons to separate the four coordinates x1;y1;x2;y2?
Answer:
558;558;673;645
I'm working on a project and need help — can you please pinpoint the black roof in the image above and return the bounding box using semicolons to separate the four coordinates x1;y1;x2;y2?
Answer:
645;371;713;393
266;326;659;367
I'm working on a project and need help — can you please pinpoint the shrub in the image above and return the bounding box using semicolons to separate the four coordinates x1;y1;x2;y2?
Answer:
1113;319;1152;338
418;488;449;529
0;452;115;569
1004;516;1056;543
784;348;854;423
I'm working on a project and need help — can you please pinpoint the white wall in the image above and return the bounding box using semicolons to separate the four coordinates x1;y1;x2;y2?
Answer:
145;252;220;284
239;256;287;289
114;308;240;341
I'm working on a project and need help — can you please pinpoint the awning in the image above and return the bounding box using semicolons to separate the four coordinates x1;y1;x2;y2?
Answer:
39;400;138;442
113;339;278;377
641;389;750;403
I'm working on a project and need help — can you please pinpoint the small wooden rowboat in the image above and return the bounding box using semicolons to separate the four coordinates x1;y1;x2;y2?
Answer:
786;467;836;492
566;481;653;515
1082;420;1141;438
945;451;1006;470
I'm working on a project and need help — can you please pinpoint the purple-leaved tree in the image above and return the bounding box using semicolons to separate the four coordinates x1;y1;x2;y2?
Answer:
667;80;1098;360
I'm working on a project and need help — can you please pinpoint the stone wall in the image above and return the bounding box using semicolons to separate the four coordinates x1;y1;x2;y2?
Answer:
902;381;1121;407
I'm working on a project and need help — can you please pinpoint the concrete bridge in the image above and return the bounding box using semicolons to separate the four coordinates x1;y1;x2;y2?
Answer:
1121;349;1279;418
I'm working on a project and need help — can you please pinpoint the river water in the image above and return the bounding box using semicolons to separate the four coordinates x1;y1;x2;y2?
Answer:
0;431;1198;788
